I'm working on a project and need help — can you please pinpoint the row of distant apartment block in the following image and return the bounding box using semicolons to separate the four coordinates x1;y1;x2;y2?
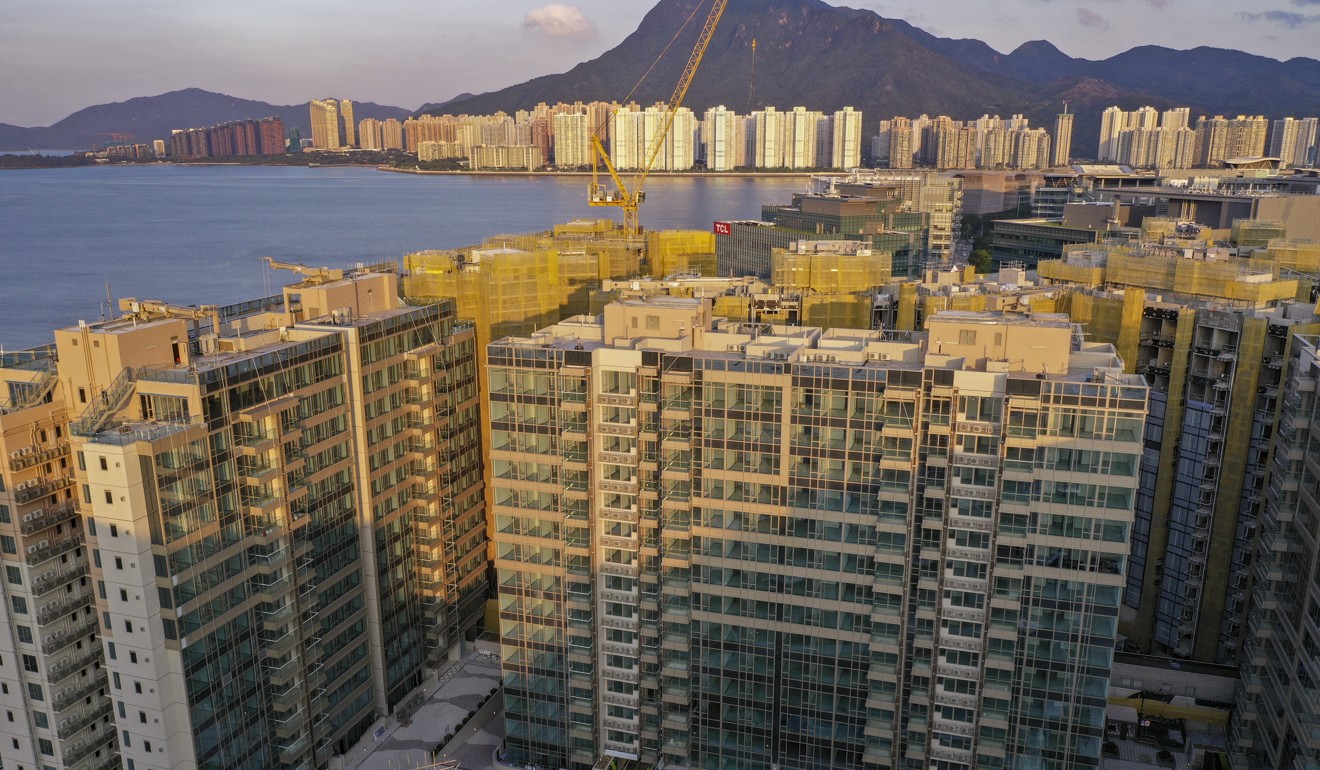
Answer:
401;104;868;172
1098;107;1319;170
874;112;1066;171
0;269;487;770
168;118;288;159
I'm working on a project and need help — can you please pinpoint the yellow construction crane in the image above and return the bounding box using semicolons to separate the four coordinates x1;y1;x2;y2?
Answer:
588;0;728;236
118;298;221;334
262;256;345;285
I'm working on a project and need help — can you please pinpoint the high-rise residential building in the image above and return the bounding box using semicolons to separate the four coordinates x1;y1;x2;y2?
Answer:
701;106;743;171
1097;106;1195;167
1270;116;1320;168
169;118;285;159
1;268;488;770
1231;333;1320;768
831;106;864;169
1053;111;1074;166
664;107;698;171
380;118;405;151
339;100;356;147
1010;128;1051;170
358;118;383;150
490;299;1146;770
1035;241;1320;662
782;106;822;169
1194;115;1269;166
752;107;782;168
0;349;117;770
309;99;341;149
875;117;915;169
553;112;591;168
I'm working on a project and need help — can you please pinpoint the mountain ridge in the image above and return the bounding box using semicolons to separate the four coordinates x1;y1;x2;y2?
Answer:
426;0;1320;159
6;0;1320;157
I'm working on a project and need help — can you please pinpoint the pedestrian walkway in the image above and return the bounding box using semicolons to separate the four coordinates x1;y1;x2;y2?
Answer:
341;652;503;770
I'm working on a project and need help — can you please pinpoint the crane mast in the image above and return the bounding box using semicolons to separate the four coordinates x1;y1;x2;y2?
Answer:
589;0;728;236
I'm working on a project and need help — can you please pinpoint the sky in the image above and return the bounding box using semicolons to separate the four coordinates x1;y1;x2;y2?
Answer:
2;0;1318;126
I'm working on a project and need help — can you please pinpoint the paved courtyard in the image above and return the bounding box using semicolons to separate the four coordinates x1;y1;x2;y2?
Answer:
341;652;504;770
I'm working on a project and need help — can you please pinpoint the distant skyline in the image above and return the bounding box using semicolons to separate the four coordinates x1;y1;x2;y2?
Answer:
2;0;1318;126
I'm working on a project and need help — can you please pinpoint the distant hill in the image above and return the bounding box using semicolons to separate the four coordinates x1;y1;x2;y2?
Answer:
0;89;412;152
426;0;1320;159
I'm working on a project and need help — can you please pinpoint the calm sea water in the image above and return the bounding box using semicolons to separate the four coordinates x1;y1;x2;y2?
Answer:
0;165;809;348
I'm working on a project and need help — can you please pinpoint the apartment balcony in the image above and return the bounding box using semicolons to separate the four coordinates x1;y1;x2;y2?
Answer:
61;722;117;766
57;700;114;740
14;473;74;504
37;587;93;625
25;532;83;566
42;617;99;657
32;562;88;597
52;674;106;712
47;645;101;685
273;706;309;740
19;500;78;535
7;441;70;471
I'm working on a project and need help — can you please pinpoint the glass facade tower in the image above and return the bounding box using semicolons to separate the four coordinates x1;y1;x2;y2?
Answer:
490;299;1146;770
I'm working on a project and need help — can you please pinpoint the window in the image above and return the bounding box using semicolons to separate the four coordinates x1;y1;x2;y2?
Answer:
16;626;32;644
129;652;138;664
33;712;47;729
0;505;8;524
115;557;123;570
27;682;43;701
0;536;15;555
79;387;87;403
110;524;118;537
958;329;977;345
107;642;116;660
99;457;108;471
4;566;20;585
38;738;54;756
22;655;38;673
139;711;147;723
134;682;142;694
11;597;27;615
143;740;153;754
120;589;128;601
124;620;132;633
105;490;113;504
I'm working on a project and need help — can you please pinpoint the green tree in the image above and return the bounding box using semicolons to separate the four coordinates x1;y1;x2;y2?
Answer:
969;248;993;274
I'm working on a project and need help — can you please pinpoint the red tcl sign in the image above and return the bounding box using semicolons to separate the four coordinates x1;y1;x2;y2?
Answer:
713;221;732;236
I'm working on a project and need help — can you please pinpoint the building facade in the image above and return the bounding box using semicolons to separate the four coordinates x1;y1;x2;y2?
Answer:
1231;333;1320;768
2;270;488;770
491;300;1146;770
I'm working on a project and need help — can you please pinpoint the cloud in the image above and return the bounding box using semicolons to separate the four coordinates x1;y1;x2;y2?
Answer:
523;4;597;41
1077;8;1109;28
1240;9;1320;25
1294;0;1320;5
